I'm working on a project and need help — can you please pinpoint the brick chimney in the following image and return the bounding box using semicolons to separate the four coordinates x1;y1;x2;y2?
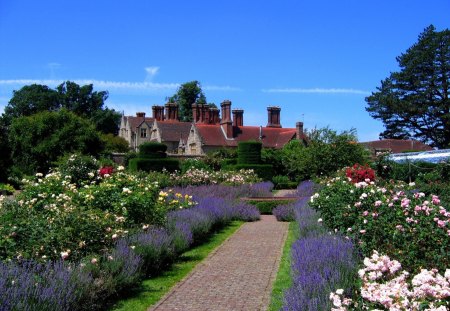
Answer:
220;100;233;138
136;112;146;118
165;103;179;121
296;122;304;140
267;106;281;128
232;109;244;127
209;107;220;124
152;106;164;121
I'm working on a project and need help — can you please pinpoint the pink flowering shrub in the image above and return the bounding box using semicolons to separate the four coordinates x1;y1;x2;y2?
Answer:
309;173;450;273
330;251;450;310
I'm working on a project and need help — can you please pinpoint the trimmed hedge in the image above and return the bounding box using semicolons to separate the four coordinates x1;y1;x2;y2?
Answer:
129;158;179;172
129;142;179;172
234;164;274;181
139;142;167;154
246;199;292;214
237;141;262;164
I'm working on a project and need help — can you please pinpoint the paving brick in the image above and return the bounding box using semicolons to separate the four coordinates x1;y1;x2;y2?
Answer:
149;215;288;311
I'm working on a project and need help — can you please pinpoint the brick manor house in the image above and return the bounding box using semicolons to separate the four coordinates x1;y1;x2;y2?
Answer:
119;100;307;155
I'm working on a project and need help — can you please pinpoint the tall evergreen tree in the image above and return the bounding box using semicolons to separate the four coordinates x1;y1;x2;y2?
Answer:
168;80;207;122
366;25;450;148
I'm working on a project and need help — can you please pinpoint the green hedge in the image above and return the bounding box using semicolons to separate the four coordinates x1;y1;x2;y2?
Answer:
233;164;274;181
237;141;262;164
139;142;168;155
138;152;167;159
129;158;179;173
246;199;292;214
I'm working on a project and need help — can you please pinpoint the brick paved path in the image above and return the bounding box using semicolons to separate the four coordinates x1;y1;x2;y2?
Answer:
149;215;289;311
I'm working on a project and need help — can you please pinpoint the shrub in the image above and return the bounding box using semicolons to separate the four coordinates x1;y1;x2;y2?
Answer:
246;199;291;214
345;163;375;183
180;158;211;173
0;183;15;195
56;153;99;186
272;204;295;221
129;158;180;173
138;142;167;155
237;141;262;164
309;174;450;273
233;164;274;181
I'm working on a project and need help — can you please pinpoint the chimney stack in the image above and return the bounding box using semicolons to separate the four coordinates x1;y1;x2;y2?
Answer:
220;100;233;138
209;107;220;124
136;112;146;118
165;103;179;121
267;106;281;128
296;122;304;140
232;109;244;127
152;106;164;121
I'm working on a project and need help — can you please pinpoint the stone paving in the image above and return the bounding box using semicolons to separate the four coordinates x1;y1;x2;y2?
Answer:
149;215;289;311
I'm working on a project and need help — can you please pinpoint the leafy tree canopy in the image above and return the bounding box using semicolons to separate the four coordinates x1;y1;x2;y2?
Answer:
3;81;120;134
366;25;450;148
8;109;104;175
280;127;369;181
168;80;207;122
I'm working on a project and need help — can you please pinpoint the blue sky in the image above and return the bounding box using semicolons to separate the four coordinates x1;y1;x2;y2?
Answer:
0;0;449;142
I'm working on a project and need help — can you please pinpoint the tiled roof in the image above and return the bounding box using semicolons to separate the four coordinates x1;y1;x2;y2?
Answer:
127;116;155;132
195;125;299;148
361;139;433;153
157;121;192;142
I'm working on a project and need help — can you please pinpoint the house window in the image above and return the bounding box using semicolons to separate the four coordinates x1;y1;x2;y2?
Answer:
140;128;147;138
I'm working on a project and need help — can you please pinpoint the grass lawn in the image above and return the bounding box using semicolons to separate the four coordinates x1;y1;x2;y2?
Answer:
269;221;297;311
110;221;243;311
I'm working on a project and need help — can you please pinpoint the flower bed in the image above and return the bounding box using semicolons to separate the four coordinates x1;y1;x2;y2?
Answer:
307;167;450;310
279;182;359;311
0;153;268;310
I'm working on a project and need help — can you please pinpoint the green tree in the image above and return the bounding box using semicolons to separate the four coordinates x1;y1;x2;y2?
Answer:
168;80;207;122
281;127;369;181
4;81;121;134
8;109;104;175
366;25;450;148
0;119;12;182
3;84;60;125
101;133;130;153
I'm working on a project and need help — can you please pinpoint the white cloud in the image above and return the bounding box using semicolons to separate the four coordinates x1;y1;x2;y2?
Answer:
261;87;370;95
145;66;159;77
0;79;241;93
203;85;241;91
0;79;179;92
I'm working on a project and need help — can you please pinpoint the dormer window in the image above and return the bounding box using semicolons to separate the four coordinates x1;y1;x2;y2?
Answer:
140;128;147;138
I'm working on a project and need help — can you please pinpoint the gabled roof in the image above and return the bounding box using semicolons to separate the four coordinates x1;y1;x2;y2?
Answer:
195;124;299;148
126;116;155;132
361;139;433;154
156;120;192;142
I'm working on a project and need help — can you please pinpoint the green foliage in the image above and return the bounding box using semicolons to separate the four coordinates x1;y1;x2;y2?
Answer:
0;119;12;183
365;25;450;148
138;142;168;155
101;133;130;153
55;153;100;186
281;127;369;181
0;169;167;262
8;109;104;176
203;148;237;171
237;141;262;164
129;158;179;173
246;199;291;214
3;84;61;124
0;183;15;195
272;175;297;189
309;174;450;273
129;142;179;172
233;164;274;181
180;158;211;174
261;148;285;176
167;81;207;122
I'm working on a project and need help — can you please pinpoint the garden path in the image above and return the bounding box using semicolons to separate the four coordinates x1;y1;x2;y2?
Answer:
148;215;288;311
